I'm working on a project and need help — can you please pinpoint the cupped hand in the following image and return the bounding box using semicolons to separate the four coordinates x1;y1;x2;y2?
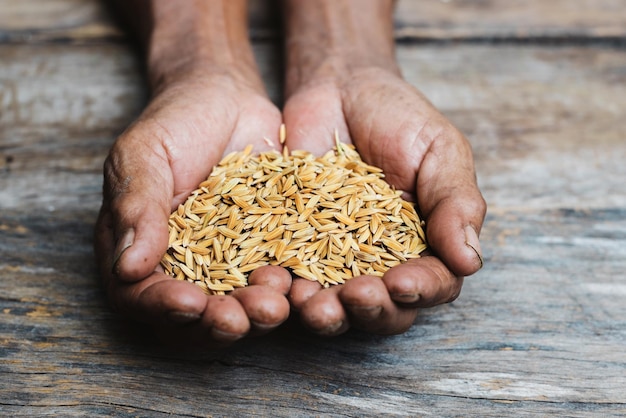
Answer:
95;73;293;346
282;67;487;336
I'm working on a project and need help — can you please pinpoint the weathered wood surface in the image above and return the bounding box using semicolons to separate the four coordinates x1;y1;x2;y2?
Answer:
1;208;625;416
1;0;625;42
2;0;626;416
3;44;626;212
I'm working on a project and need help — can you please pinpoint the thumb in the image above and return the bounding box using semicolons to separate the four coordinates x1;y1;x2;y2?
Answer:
417;131;487;277
104;133;173;282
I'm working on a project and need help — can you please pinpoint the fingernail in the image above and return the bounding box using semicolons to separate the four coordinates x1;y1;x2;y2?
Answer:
251;320;278;332
318;320;345;336
167;311;201;324
112;228;135;276
464;225;484;269
211;328;244;342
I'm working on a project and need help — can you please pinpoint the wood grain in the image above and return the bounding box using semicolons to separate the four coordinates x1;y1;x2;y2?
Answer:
0;0;122;42
1;0;625;43
395;0;626;39
2;44;625;212
2;0;626;416
1;208;625;416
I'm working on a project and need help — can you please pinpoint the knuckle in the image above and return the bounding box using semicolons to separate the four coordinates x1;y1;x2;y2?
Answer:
475;193;488;217
445;278;464;303
464;192;488;226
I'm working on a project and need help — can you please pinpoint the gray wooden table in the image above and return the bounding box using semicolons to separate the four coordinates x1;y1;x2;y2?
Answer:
1;1;625;416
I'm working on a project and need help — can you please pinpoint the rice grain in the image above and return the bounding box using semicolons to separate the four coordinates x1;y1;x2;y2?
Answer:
161;136;427;295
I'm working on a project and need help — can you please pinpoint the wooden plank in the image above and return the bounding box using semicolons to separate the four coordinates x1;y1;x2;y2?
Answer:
1;0;625;43
0;43;144;211
2;44;625;212
0;0;278;42
1;1;625;415
400;45;626;211
0;0;106;30
395;0;626;39
0;42;280;212
0;0;122;42
1;208;625;416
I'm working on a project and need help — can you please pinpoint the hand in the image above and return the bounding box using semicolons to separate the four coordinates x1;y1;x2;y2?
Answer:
278;0;486;337
95;73;293;346
282;68;486;336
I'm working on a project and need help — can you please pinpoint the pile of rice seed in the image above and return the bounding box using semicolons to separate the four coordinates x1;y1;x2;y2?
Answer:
161;137;427;295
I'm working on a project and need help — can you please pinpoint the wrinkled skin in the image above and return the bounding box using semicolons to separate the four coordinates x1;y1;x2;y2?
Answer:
95;74;293;345
95;0;486;345
283;66;486;335
95;68;485;343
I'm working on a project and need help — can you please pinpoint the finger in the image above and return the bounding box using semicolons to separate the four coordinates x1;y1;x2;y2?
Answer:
417;127;487;277
231;285;290;335
383;256;464;308
202;295;251;342
339;276;419;335
247;265;293;295
112;272;251;344
104;132;173;283
151;294;250;346
299;286;350;336
288;278;323;311
96;203;189;322
94;204;116;290
340;77;486;276
96;200;189;326
112;272;208;324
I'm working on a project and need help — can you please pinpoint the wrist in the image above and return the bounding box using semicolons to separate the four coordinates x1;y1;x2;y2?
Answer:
283;0;399;94
145;0;262;93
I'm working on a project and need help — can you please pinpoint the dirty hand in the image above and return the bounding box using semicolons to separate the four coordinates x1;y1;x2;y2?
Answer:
281;0;487;335
96;0;291;346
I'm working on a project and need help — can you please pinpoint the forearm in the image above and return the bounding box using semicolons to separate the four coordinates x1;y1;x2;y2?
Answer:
283;0;399;93
110;0;260;91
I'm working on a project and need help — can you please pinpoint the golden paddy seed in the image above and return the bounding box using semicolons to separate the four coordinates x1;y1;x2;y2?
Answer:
161;136;427;295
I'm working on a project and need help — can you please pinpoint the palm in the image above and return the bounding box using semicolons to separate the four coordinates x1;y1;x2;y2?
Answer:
342;72;441;198
281;68;484;335
96;77;289;344
134;79;283;207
